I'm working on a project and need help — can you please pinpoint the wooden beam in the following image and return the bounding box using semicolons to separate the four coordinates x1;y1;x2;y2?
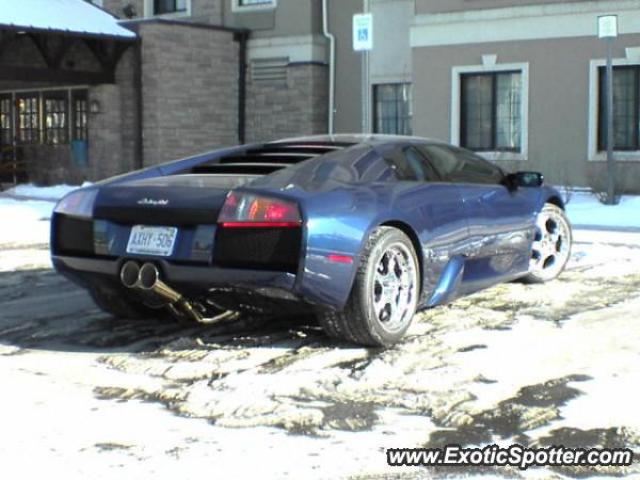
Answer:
83;38;132;73
0;65;115;84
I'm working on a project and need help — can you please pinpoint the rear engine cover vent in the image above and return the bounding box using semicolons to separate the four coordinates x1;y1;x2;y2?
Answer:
251;57;288;84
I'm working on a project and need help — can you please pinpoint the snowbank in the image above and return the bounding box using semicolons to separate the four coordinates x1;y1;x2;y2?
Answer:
0;183;87;245
5;183;90;201
566;191;640;229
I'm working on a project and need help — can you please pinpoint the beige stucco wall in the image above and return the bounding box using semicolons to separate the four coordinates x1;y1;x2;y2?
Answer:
413;33;640;191
416;0;591;15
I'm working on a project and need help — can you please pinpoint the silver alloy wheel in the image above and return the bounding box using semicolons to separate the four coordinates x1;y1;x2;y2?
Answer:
530;206;571;280
371;242;418;333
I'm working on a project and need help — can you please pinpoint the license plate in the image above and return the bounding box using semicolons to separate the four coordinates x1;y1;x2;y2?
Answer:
126;225;178;257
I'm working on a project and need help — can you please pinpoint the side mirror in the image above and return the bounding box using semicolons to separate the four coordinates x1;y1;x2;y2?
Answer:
505;171;544;190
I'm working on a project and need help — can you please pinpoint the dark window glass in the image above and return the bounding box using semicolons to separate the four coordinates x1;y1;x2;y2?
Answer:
239;0;274;5
154;0;187;14
403;146;439;181
598;66;640;151
72;90;89;141
461;71;522;152
44;92;69;145
374;83;413;136
383;146;439;182
421;145;504;185
0;94;12;146
16;94;39;145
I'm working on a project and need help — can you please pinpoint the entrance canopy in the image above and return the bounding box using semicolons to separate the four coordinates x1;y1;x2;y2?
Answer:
0;0;136;40
0;0;138;85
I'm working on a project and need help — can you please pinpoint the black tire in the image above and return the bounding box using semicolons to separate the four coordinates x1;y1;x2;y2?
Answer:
89;287;169;320
522;203;572;284
318;226;420;347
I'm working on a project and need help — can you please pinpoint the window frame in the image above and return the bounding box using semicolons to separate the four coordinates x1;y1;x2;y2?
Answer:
232;0;277;13
588;57;640;161
72;90;89;142
43;91;70;145
451;62;529;162
460;70;522;153
0;87;89;147
144;0;191;18
0;93;13;147
373;83;413;137
15;93;41;145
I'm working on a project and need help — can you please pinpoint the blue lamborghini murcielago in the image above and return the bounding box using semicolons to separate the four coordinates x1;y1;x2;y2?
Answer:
51;135;572;346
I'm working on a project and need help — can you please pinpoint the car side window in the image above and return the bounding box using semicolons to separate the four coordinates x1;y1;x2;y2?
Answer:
383;148;417;181
420;145;504;185
384;146;441;182
403;146;440;182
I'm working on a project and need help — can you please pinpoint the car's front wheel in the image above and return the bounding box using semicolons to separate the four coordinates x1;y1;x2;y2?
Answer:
318;226;420;347
523;203;572;283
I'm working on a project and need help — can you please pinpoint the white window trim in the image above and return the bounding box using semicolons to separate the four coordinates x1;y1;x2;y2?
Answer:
144;0;192;19
451;62;529;162
588;57;640;162
232;0;277;13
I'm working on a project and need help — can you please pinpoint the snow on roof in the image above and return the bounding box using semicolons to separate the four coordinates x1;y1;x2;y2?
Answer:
0;0;137;40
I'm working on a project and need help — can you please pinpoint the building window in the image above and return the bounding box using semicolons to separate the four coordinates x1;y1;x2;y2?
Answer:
598;66;640;151
72;91;89;141
232;0;276;11
0;95;12;146
373;83;413;136
460;71;522;152
16;94;40;145
153;0;187;15
2;88;88;147
44;92;69;145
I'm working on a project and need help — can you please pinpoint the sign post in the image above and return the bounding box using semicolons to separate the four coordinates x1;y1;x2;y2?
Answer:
598;15;618;205
353;12;373;134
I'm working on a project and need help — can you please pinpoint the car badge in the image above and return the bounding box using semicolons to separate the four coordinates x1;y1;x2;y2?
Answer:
137;198;169;206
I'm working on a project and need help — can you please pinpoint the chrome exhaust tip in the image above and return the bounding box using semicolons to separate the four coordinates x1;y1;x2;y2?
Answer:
138;262;161;291
120;261;141;289
138;262;203;323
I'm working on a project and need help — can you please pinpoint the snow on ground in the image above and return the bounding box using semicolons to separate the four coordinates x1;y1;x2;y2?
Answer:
0;183;86;247
565;191;640;228
4;182;90;201
1;185;640;479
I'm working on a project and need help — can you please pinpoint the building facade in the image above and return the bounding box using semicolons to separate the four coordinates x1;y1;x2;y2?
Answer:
1;0;640;193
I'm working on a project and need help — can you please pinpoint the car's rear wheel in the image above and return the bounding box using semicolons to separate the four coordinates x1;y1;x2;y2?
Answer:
318;226;420;347
523;203;572;283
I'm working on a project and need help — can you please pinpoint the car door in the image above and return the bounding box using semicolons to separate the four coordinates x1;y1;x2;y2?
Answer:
419;144;536;281
382;144;470;303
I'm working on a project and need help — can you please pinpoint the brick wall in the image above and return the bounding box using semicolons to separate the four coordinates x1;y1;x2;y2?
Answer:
87;47;137;181
246;63;328;143
137;22;240;166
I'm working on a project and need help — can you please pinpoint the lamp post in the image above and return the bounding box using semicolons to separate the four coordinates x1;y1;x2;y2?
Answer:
598;15;618;205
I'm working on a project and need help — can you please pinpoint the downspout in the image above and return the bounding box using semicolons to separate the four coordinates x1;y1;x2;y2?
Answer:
322;0;336;135
133;38;143;170
235;30;249;144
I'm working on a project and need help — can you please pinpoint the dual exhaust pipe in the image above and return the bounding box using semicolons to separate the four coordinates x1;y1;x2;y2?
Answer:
120;261;204;323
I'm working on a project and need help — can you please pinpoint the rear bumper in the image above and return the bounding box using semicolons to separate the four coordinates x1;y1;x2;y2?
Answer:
52;254;303;309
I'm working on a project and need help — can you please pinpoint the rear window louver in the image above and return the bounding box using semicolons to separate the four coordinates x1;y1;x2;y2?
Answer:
189;142;356;176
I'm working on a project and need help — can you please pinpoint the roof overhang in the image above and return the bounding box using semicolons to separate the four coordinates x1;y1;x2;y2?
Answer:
0;0;137;42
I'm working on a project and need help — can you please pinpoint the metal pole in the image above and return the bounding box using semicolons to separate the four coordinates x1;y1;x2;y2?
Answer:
361;0;370;134
605;36;616;204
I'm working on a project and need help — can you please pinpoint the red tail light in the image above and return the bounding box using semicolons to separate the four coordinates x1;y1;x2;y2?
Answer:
218;192;302;228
